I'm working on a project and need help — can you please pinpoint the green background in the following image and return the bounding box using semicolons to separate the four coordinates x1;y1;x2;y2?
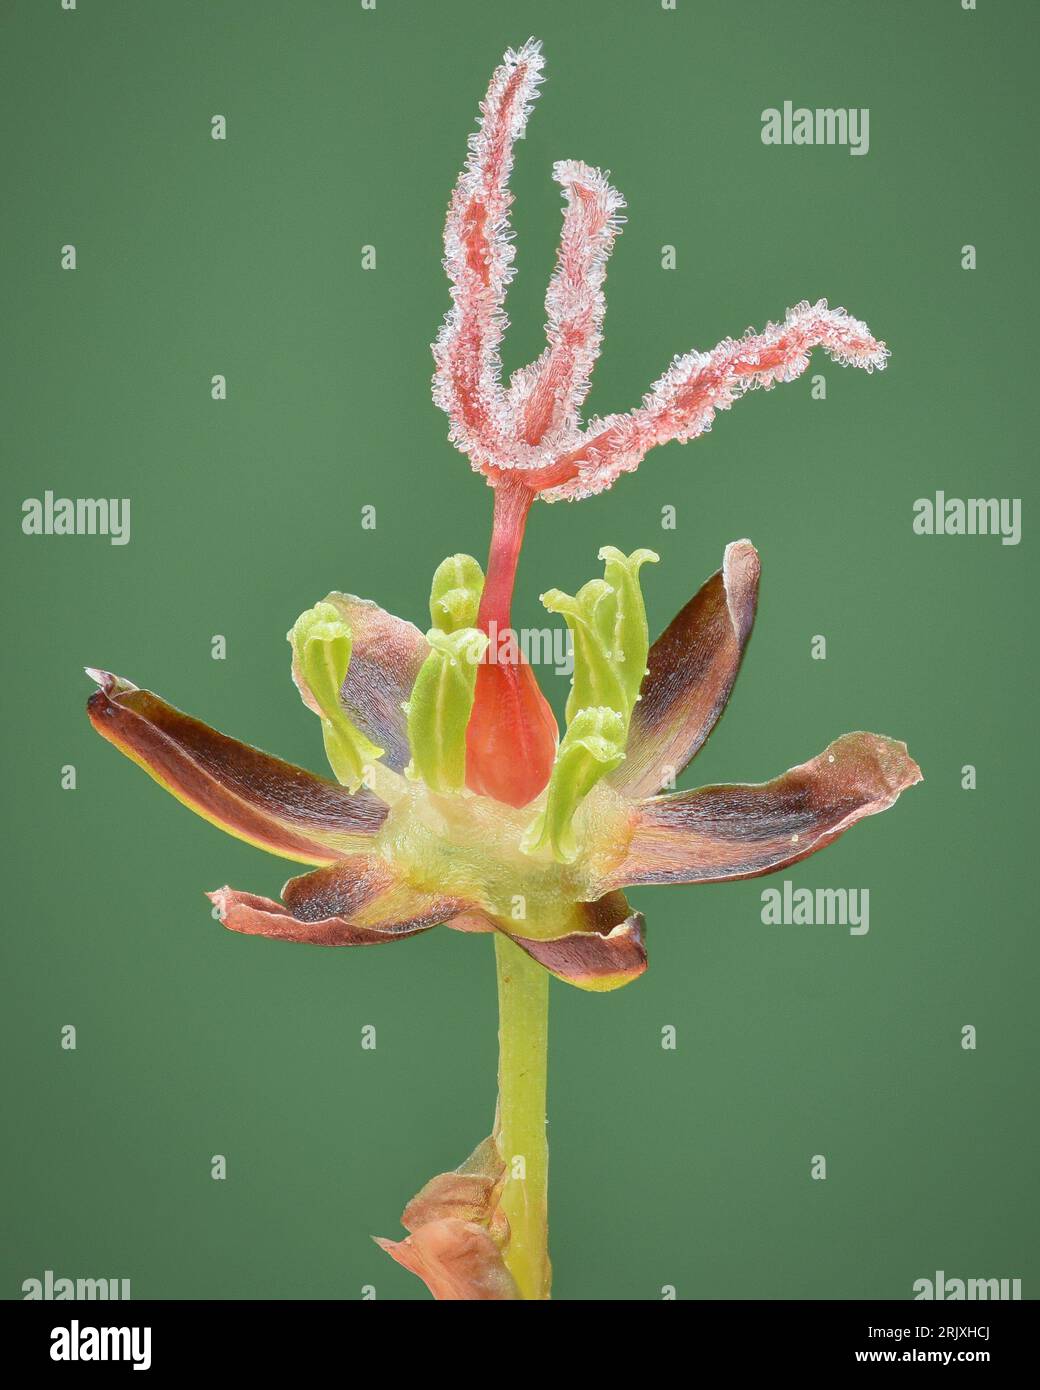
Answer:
3;0;1036;1300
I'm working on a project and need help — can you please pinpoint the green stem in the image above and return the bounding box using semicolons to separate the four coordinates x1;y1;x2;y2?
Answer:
494;932;551;1300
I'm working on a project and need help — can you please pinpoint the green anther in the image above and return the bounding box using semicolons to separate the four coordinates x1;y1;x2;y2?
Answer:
522;707;626;864
532;546;658;859
406;626;489;793
598;546;659;716
288;602;384;791
541;545;659;730
429;553;485;633
541;578;627;725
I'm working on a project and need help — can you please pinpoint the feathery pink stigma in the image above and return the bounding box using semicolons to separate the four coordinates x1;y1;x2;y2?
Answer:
432;47;888;505
537;300;889;500
506;160;625;450
432;39;545;472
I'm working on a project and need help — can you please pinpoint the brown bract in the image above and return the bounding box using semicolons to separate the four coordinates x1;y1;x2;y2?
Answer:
374;1138;520;1301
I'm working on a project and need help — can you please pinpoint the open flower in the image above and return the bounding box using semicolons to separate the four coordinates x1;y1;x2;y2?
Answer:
87;538;919;992
85;39;916;1301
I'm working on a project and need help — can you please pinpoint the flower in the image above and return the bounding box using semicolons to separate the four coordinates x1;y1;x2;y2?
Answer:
85;38;918;1302
86;535;920;992
89;22;910;985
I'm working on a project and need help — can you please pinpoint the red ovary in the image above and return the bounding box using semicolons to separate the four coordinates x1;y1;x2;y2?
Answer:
465;658;558;808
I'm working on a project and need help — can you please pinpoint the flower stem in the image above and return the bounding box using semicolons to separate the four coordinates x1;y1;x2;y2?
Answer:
494;932;551;1300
